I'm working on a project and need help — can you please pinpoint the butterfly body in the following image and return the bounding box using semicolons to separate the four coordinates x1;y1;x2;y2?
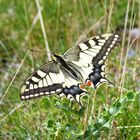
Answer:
53;54;83;82
21;33;120;106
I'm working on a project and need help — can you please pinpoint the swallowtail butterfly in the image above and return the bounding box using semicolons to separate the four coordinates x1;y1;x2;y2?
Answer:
21;33;120;106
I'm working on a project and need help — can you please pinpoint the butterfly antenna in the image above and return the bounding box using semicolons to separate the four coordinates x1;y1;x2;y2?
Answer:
107;79;116;88
30;49;53;56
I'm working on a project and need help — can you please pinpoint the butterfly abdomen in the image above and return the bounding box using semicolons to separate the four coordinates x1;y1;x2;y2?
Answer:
54;54;81;80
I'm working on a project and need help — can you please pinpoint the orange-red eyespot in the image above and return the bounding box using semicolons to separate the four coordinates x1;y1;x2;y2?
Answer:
79;84;86;89
86;80;92;87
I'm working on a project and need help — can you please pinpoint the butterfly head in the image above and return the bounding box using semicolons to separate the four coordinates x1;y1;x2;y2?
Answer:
51;53;57;61
52;53;66;64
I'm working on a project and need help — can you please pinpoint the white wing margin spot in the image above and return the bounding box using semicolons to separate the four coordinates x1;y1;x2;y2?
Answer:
59;93;65;98
67;94;73;99
101;33;113;39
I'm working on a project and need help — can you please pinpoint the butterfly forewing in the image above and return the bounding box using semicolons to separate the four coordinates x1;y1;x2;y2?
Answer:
63;33;120;64
21;61;64;100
